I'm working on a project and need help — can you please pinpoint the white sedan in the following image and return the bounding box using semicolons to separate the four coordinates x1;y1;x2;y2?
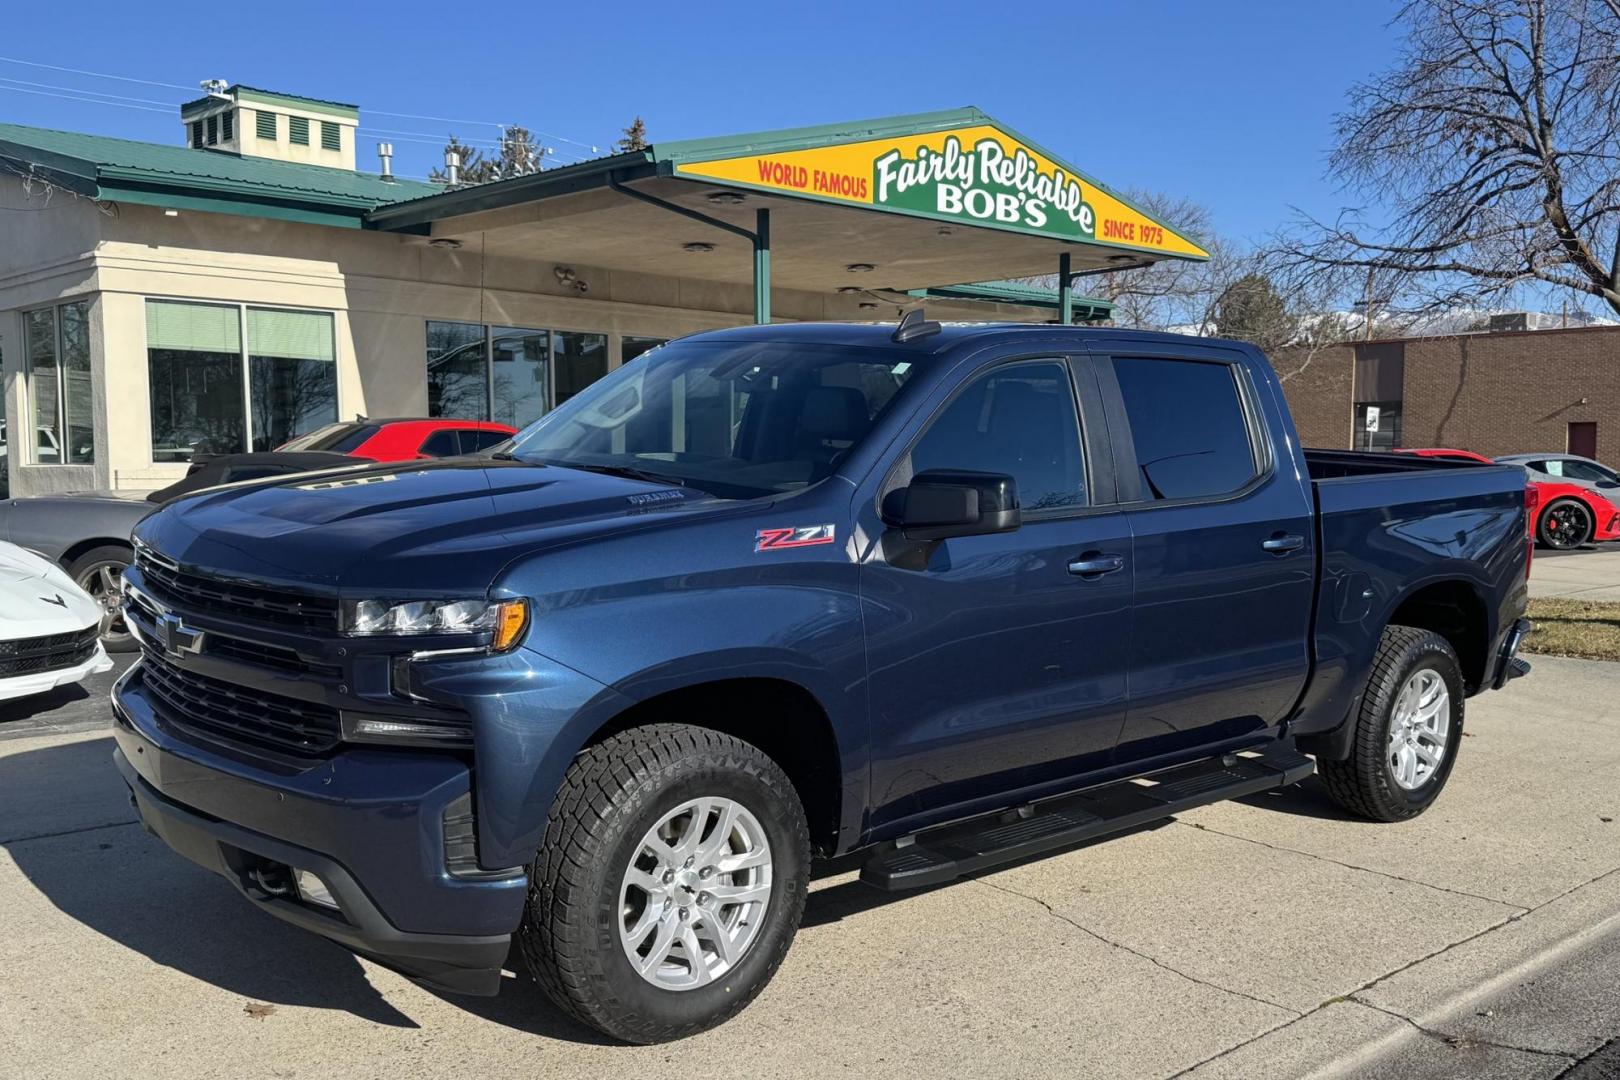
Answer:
1;540;114;702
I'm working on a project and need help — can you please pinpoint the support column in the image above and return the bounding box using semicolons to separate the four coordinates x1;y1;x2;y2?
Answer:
754;208;772;324
1057;251;1072;325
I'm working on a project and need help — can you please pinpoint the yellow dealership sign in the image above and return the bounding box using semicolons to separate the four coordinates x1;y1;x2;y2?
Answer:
672;122;1208;259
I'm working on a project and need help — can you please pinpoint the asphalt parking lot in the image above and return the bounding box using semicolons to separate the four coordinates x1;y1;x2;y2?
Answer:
3;635;1618;1079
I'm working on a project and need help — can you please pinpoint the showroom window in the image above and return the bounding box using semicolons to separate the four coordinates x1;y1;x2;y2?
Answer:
147;300;337;461
24;299;95;464
426;321;608;429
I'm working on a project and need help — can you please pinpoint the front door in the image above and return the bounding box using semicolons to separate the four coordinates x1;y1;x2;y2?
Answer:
861;357;1132;837
1096;346;1316;767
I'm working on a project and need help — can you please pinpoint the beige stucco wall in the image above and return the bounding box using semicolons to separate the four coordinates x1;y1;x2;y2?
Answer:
2;176;1049;499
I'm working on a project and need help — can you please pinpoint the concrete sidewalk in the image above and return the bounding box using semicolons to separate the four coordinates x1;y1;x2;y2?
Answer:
1530;545;1620;601
2;656;1617;1079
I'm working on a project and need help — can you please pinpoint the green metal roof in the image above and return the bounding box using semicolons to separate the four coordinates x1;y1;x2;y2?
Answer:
0;122;436;227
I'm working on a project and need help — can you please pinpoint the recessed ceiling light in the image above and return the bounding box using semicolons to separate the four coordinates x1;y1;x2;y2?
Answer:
429;238;463;250
936;225;953;236
846;263;876;273
1107;254;1135;263
706;192;746;205
858;302;879;310
683;241;715;253
836;286;862;294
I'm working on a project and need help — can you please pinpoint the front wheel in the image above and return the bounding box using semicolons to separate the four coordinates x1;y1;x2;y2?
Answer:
519;724;810;1043
67;545;135;652
1538;498;1594;549
1319;625;1464;822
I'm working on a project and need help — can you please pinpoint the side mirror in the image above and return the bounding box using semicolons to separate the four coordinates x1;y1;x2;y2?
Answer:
882;469;1020;542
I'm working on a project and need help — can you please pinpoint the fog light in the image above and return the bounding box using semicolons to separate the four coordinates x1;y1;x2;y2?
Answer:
294;868;338;910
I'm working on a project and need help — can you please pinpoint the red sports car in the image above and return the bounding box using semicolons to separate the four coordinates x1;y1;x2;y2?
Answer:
1399;448;1620;550
276;418;517;461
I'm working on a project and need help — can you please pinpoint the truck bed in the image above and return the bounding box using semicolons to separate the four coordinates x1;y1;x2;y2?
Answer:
1292;447;1529;740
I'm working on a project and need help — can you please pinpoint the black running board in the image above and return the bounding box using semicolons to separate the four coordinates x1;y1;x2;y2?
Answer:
861;744;1315;891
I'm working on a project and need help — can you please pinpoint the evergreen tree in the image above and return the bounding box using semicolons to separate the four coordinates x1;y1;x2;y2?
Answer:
616;117;649;153
1215;273;1296;353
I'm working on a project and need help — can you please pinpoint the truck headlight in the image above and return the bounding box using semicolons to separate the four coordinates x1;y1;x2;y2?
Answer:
343;597;529;650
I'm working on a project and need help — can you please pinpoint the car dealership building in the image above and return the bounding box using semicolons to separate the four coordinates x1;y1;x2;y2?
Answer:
0;87;1207;498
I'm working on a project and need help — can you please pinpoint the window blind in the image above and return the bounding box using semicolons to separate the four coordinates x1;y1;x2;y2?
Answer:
247;308;334;361
145;300;241;353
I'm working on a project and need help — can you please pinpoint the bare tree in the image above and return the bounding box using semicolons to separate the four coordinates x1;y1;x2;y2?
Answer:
1276;0;1620;317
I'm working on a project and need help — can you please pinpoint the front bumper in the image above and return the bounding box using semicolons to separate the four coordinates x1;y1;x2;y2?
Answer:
112;666;527;995
0;642;113;702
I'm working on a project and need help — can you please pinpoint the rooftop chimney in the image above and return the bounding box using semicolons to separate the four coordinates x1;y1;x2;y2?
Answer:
443;148;462;186
377;142;395;181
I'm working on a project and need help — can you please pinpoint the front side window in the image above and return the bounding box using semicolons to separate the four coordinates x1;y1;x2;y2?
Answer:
1114;357;1261;499
147;300;337;461
25;299;95;464
509;340;920;499
908;360;1086;513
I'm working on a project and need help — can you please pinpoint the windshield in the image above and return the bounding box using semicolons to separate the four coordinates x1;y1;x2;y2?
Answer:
507;339;922;499
277;422;378;453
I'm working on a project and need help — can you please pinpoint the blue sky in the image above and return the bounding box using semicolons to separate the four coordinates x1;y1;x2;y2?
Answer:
1;1;1403;246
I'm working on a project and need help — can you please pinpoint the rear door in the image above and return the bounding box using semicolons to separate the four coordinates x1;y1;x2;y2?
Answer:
1093;342;1316;767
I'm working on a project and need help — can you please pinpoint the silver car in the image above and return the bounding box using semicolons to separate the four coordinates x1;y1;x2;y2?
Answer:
1496;453;1620;494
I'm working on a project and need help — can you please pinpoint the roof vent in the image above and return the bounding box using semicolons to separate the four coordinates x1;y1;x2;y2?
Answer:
200;78;230;98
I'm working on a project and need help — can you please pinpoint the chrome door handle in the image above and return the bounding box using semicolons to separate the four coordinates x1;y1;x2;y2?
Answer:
1068;553;1125;577
1262;534;1305;555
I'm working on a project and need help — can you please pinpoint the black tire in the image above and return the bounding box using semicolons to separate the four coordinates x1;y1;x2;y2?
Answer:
1538;498;1594;550
1319;625;1464;822
519;724;811;1043
66;544;135;652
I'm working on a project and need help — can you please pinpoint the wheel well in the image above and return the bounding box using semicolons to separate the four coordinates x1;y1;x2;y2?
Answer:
1389;581;1489;689
586;678;844;856
59;537;133;572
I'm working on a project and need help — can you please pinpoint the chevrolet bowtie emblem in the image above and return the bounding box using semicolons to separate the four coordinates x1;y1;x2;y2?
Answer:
156;612;206;657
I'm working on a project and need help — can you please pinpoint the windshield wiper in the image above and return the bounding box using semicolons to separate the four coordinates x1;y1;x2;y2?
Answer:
544;460;686;487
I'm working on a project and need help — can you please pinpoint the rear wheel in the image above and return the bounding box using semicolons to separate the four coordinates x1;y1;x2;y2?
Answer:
1538;498;1593;549
519;724;810;1043
1319;625;1464;822
67;545;134;652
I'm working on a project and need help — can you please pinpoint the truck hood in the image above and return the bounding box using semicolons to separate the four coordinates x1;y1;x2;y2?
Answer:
0;541;102;639
134;458;731;593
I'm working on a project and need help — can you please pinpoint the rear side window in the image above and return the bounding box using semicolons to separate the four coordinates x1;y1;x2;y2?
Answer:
1112;357;1258;501
909;360;1085;513
419;430;462;457
466;429;510;452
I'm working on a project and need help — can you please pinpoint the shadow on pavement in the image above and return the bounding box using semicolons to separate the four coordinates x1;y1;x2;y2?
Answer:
2;737;426;1031
1234;775;1361;821
0;681;91;726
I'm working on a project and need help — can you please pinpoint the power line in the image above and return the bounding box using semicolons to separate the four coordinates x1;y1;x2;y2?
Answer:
0;55;195;91
0;84;173;114
0;75;179;109
0;55;610;160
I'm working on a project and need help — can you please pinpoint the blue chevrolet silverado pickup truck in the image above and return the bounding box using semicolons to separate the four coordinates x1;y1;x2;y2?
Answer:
112;317;1532;1042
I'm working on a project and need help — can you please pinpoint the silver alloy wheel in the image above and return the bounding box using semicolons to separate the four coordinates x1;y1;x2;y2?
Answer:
618;796;772;991
77;561;129;646
1387;667;1450;790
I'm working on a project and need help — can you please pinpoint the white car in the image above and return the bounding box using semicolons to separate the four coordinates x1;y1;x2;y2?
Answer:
0;540;114;702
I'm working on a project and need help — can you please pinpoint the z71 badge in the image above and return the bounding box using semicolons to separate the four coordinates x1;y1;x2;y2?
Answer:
755;524;836;552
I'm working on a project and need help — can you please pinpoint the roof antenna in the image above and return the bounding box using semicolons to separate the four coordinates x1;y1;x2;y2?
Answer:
891;306;941;343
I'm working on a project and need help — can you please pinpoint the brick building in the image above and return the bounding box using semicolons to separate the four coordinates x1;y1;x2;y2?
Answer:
1271;324;1619;460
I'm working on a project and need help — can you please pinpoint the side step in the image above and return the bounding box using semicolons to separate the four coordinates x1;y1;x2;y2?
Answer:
861;744;1315;891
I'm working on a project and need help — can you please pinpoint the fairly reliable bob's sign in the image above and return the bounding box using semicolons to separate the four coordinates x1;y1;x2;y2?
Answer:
671;120;1208;259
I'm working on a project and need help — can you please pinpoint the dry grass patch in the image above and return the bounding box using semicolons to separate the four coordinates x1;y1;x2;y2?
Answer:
1523;598;1620;662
